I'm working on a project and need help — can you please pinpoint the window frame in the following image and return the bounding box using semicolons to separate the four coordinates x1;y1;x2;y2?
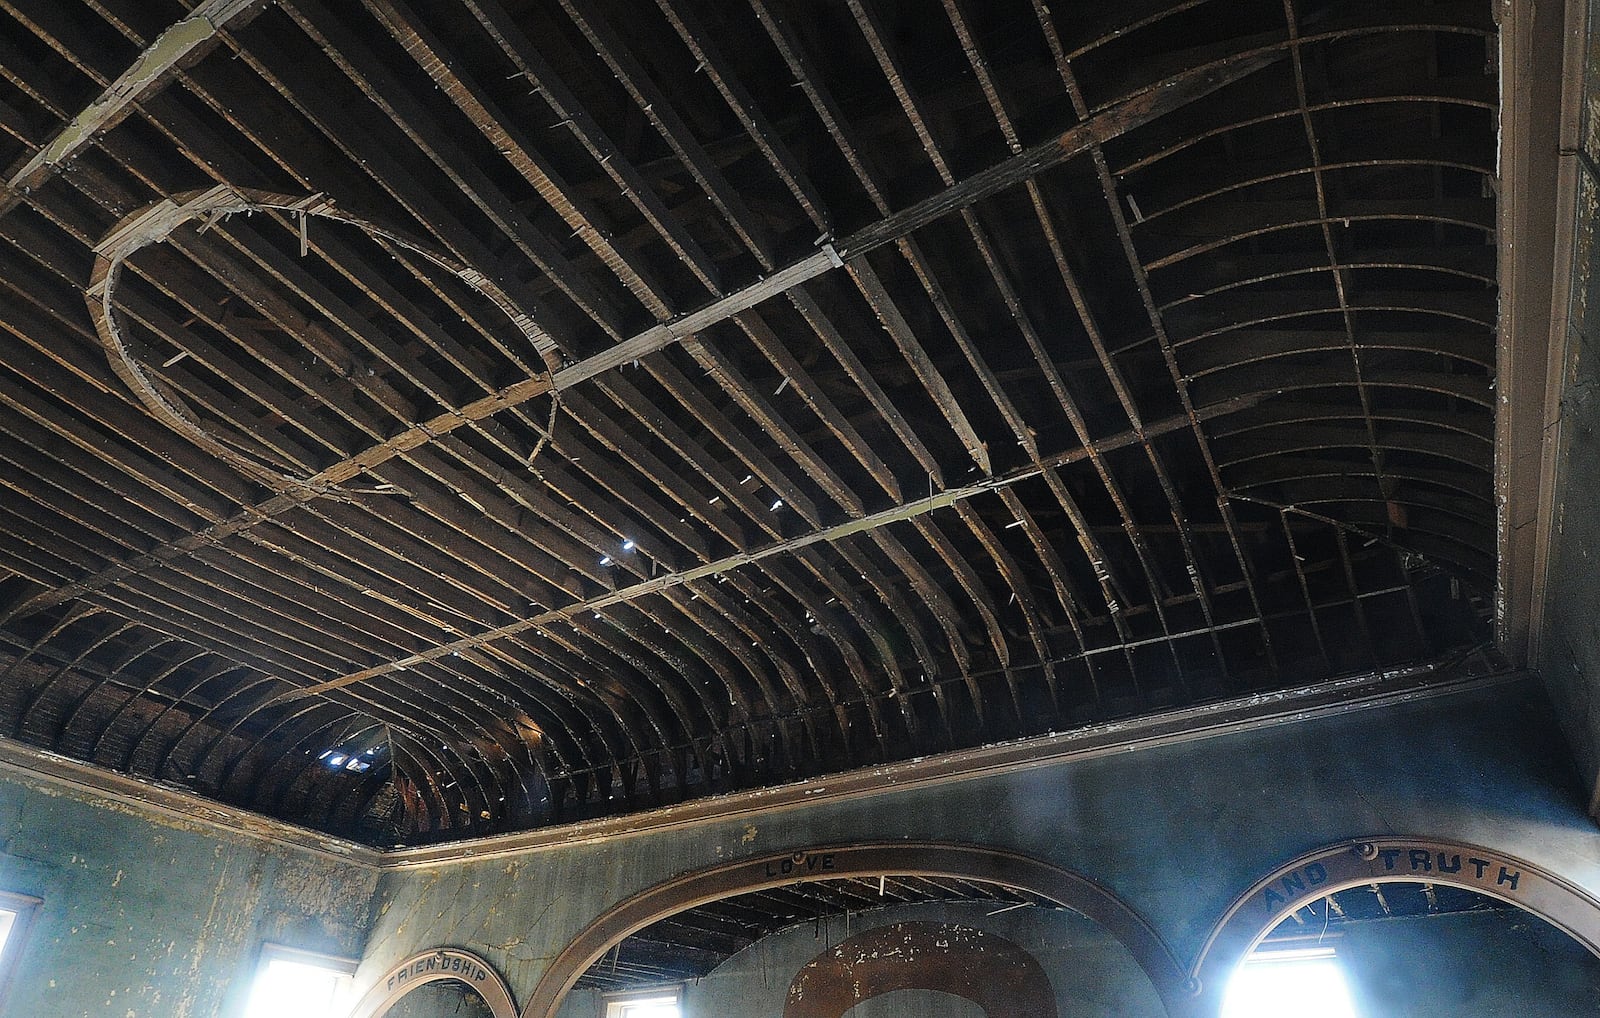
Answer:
602;984;683;1018
244;942;359;1018
1223;944;1359;1018
0;889;41;1014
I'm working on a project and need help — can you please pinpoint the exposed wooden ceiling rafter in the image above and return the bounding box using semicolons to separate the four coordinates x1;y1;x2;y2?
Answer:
0;0;1500;843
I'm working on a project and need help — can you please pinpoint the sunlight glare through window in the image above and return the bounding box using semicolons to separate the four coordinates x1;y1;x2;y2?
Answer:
1222;947;1357;1018
0;909;15;960
607;993;681;1018
243;948;354;1018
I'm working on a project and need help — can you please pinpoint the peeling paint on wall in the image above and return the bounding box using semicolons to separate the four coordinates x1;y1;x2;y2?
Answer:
0;772;376;1017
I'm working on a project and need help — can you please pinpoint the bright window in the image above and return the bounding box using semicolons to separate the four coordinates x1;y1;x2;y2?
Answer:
0;890;39;1008
604;988;681;1018
243;945;356;1018
1222;946;1358;1018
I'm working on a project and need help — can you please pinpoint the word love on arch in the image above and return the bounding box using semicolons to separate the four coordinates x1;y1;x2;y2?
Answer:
346;948;518;1018
1187;837;1600;1013
520;842;1190;1018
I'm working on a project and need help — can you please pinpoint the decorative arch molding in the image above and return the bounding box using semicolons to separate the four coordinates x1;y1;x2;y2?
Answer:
783;920;1057;1018
346;948;518;1018
1187;837;1600;1014
519;842;1187;1018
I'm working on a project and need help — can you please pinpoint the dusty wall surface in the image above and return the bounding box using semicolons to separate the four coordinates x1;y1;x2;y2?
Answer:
1540;0;1600;799
358;677;1600;1014
1336;907;1600;1017
0;771;377;1018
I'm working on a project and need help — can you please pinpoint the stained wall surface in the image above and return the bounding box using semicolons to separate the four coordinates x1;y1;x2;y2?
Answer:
358;676;1600;1013
0;677;1594;1018
1541;0;1600;798
0;772;377;1018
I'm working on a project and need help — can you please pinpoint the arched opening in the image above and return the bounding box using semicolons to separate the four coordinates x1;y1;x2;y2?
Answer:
1222;881;1600;1016
529;844;1184;1018
377;982;499;1018
1193;839;1600;1017
346;949;518;1018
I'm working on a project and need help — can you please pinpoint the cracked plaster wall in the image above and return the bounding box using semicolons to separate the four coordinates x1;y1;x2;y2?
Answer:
0;772;377;1018
358;677;1599;1013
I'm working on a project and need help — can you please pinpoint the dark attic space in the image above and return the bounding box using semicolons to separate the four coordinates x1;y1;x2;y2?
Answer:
0;0;1596;1016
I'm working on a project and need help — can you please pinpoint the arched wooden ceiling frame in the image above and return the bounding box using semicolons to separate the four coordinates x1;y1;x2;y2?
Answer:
0;0;1499;841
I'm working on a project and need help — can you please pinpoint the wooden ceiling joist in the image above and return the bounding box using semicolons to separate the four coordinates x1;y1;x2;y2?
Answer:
0;0;1500;842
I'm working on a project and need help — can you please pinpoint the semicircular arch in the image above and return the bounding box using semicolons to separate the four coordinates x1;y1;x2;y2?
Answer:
1188;837;1600;1015
520;842;1186;1018
347;947;518;1018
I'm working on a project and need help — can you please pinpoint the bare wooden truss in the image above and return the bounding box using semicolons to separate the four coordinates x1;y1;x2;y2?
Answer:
0;0;1498;843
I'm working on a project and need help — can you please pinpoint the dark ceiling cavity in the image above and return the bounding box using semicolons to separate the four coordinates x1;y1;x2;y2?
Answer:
0;0;1497;845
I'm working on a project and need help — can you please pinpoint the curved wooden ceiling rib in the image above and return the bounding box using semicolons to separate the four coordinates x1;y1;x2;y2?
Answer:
0;0;1500;841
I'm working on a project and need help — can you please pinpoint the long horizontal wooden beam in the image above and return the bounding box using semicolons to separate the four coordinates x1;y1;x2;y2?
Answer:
11;48;1281;627
270;394;1263;704
0;0;263;215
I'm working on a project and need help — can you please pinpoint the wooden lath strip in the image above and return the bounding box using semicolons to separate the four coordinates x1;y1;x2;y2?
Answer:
358;0;673;322
929;1;1221;691
277;0;629;345
0;0;260;212
843;0;1180;694
16;52;1274;632
1033;1;1282;684
271;398;1259;703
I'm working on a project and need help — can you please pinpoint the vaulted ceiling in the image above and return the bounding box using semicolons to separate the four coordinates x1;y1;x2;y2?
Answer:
0;0;1498;845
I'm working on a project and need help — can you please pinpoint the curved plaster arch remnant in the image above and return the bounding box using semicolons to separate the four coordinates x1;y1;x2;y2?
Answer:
519;843;1187;1018
83;184;557;493
1187;837;1600;1015
783;920;1057;1018
347;948;518;1018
